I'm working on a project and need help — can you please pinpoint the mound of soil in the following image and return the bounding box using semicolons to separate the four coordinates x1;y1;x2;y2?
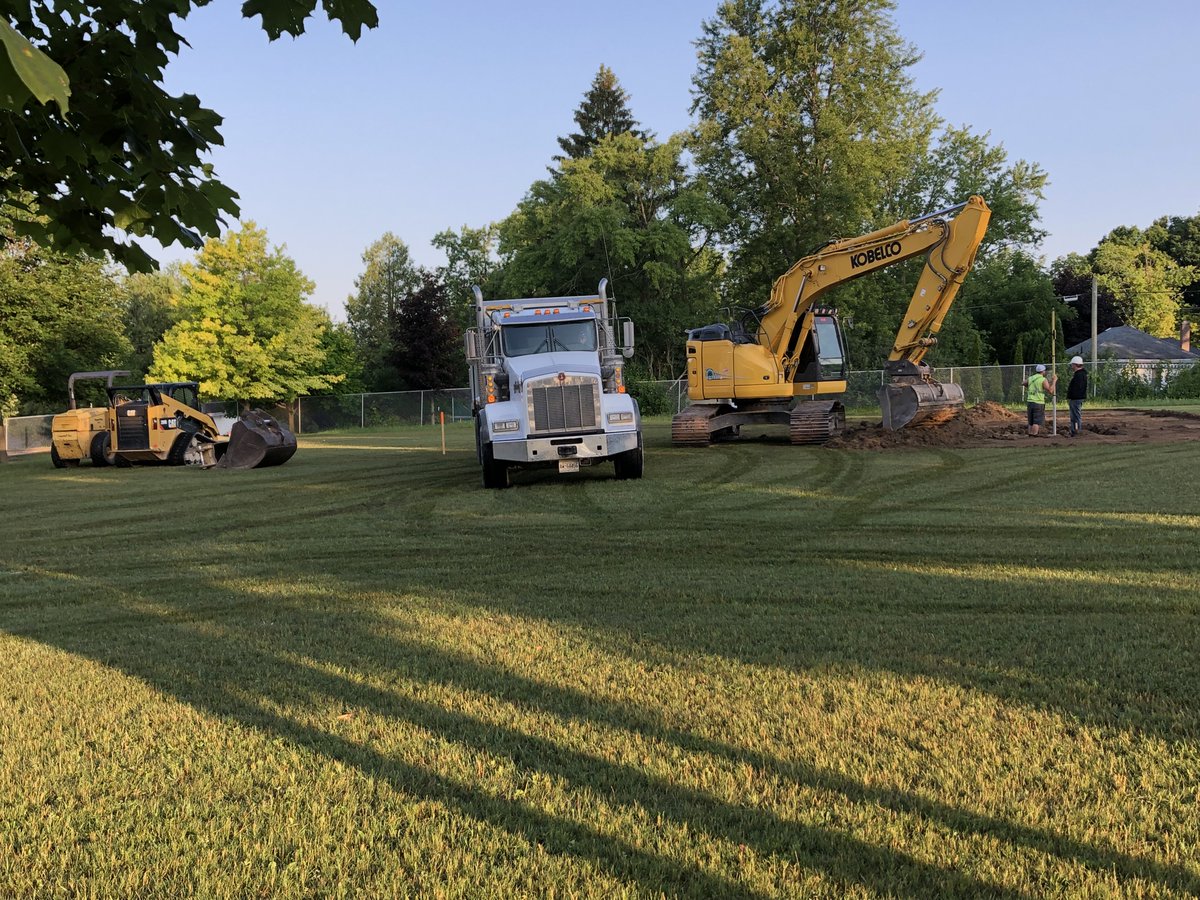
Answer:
826;405;1199;450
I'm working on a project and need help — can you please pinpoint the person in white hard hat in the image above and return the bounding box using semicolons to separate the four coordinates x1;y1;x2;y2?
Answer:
1021;364;1057;436
1066;355;1088;436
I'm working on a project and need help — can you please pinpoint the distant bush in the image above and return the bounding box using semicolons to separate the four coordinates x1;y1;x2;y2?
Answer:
629;380;672;416
1166;364;1200;399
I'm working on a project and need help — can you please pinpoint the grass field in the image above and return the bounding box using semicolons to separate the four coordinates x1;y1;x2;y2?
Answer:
2;420;1199;898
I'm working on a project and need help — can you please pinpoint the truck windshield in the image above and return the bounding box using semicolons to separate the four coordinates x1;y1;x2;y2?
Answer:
501;320;597;357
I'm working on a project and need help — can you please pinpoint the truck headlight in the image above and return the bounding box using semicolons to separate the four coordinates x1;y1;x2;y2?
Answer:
493;419;520;433
606;412;634;425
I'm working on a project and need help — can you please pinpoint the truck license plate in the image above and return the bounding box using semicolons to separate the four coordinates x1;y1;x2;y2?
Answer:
558;459;580;473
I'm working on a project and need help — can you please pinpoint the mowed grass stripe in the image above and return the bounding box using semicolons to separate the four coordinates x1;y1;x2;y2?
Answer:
2;420;1199;897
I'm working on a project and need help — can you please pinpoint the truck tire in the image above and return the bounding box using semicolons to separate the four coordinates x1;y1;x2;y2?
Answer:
90;431;115;467
481;441;511;489
613;433;644;480
50;444;66;468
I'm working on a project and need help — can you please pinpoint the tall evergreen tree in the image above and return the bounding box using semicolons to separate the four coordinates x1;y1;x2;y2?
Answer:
555;65;650;162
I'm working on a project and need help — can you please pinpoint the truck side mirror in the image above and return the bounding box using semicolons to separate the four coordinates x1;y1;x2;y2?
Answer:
464;331;479;361
622;321;635;358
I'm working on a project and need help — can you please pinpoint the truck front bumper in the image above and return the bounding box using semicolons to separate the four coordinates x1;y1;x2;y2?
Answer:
492;430;638;464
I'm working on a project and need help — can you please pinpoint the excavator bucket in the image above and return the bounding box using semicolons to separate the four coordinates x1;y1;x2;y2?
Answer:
217;410;297;469
878;380;965;431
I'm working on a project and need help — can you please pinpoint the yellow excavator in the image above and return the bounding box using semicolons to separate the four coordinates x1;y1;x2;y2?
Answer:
50;371;297;469
672;195;991;445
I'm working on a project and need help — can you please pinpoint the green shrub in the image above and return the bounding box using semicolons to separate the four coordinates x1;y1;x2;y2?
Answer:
1166;364;1200;399
628;380;672;416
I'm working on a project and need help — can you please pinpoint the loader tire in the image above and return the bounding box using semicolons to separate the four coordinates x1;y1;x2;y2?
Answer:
50;444;66;468
90;432;115;467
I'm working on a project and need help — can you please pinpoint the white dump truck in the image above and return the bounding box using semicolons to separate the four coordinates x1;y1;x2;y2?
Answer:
465;279;643;488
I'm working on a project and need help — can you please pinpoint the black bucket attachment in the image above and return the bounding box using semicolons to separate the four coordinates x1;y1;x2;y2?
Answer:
217;410;297;469
878;380;965;430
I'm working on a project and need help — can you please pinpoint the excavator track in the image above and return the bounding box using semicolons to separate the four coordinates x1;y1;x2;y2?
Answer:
789;401;845;445
671;404;719;446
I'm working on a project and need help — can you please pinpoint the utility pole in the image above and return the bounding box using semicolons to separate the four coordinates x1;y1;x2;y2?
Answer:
1091;275;1098;367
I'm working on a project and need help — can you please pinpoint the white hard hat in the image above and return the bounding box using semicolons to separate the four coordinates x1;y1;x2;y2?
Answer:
1070;355;1084;365
1035;364;1046;372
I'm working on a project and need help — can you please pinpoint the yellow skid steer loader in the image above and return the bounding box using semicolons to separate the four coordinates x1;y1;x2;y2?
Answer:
50;371;296;470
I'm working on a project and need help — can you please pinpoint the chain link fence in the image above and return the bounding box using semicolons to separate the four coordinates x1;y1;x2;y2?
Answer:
6;360;1198;454
2;414;54;455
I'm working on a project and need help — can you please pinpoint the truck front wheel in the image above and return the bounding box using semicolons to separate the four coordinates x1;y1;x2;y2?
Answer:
481;441;511;489
613;433;644;480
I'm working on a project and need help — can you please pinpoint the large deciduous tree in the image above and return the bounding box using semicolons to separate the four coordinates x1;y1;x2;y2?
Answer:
691;0;938;301
0;1;378;270
150;222;341;402
1147;212;1200;312
432;224;501;331
689;0;1051;370
0;238;129;414
345;233;423;391
498;132;725;379
119;269;183;379
1092;230;1195;337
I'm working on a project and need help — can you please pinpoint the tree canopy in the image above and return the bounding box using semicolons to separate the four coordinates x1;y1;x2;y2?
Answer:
1092;229;1195;338
0;1;378;270
499;131;725;379
150;222;341;401
0;236;130;415
345;233;423;392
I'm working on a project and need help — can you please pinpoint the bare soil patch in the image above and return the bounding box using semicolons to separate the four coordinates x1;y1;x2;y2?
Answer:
827;404;1200;450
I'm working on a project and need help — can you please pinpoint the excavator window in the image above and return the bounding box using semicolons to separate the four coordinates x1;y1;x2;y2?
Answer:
813;317;846;379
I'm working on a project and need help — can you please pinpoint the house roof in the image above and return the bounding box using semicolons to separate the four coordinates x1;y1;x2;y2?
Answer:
1065;326;1200;361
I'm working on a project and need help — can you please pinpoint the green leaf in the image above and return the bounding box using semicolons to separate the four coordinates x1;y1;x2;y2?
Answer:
0;19;70;113
241;0;317;39
113;202;153;232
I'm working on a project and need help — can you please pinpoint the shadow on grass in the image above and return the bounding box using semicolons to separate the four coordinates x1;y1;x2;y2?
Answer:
5;436;1199;894
7;571;1200;897
2;578;1039;900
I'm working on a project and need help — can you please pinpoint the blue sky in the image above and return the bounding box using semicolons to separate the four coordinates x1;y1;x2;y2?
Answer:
150;0;1200;319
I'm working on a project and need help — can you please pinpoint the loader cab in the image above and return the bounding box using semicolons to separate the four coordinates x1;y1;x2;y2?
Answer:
106;382;201;409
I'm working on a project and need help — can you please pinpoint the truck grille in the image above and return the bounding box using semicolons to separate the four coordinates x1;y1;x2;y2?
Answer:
528;375;600;434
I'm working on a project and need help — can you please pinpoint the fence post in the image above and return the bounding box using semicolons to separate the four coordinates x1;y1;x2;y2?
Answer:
361;393;364;429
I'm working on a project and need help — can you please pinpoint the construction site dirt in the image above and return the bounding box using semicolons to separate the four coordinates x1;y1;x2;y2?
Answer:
825;402;1200;451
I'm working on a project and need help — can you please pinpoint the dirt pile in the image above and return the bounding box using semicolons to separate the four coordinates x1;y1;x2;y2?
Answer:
826;405;1199;450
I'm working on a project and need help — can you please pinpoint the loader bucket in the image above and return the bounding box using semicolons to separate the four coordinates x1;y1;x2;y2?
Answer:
217;410;297;469
878;380;965;431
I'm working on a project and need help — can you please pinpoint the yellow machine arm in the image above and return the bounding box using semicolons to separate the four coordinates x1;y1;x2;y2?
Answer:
677;196;991;442
757;195;991;381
